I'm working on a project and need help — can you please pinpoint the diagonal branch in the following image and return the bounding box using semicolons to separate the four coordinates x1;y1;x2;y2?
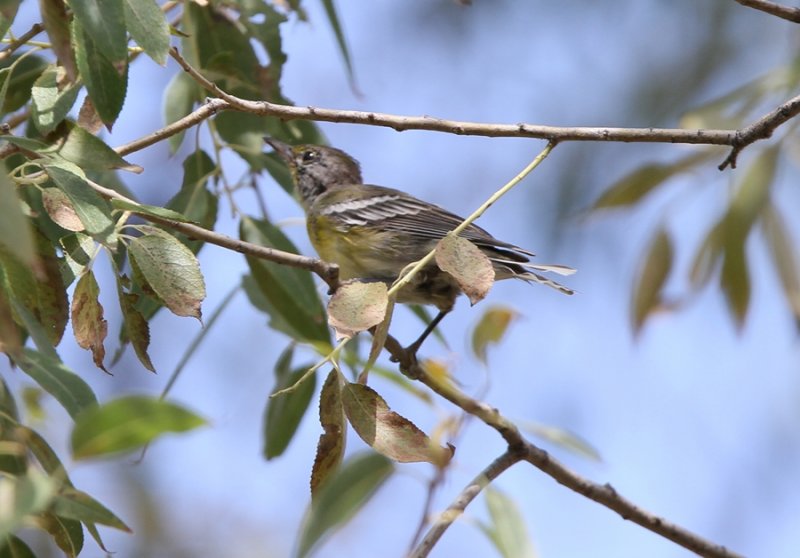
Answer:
0;22;45;62
382;334;744;558
83;178;340;290
733;0;800;23
409;450;523;558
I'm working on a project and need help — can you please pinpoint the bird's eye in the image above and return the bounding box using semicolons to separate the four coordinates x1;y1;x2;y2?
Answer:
301;150;316;163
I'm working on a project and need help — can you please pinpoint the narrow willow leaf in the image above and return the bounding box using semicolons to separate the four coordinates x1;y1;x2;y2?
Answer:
49;122;141;173
111;199;192;223
30;65;81;134
0;0;20;40
310;370;346;498
69;0;127;63
43;161;114;238
0;468;57;541
480;487;537;558
240;217;329;344
342;382;453;466
264;346;317;460
72;18;127;127
319;0;357;91
436;234;495;305
0;230;69;346
593;150;712;209
71;270;108;372
34;513;84;558
0;535;36;558
297;452;393;558
761;204;800;320
50;488;130;531
471;305;518;364
15;349;97;420
128;234;206;321
0;53;48;114
163;71;198;153
0;287;21;357
162;149;218;253
327;281;387;340
118;289;154;372
689;222;724;290
0;172;36;270
725;145;778;235
521;421;602;462
71;395;205;459
122;0;170;65
721;239;750;330
631;228;673;334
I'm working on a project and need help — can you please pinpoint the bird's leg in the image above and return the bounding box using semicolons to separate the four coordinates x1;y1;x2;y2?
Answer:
405;309;449;355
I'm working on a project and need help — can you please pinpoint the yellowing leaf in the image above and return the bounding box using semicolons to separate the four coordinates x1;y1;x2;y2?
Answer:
42;187;84;232
327;280;388;340
71;270;108;372
762;204;800;320
435;234;495;305
128;233;206;321
311;370;346;499
471;305;518;364
341;382;453;467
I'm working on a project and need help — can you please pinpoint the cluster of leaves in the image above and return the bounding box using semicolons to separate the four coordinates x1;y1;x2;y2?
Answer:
594;60;800;332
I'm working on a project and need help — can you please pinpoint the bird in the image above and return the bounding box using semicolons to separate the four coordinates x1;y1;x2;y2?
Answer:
264;137;574;349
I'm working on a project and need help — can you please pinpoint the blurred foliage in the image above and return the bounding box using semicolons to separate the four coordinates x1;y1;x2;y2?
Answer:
0;1;797;557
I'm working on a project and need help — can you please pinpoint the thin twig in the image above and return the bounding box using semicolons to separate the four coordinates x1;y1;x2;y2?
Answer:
409;450;522;558
84;178;340;290
382;334;744;558
0;22;45;62
733;0;800;23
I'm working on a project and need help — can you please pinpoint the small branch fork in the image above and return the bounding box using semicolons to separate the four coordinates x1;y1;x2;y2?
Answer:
385;336;745;558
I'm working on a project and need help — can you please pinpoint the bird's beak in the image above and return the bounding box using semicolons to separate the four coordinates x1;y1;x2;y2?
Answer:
263;137;294;163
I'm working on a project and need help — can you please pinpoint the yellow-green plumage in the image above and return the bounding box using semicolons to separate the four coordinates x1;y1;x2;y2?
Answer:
264;138;575;312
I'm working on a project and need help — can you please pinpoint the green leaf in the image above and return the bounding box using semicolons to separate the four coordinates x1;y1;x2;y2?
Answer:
0;467;57;541
111;199;192;223
520;421;602;462
341;382;453;466
71;270;108;372
762;204;800;321
593;151;712;209
297;452;393;558
162;71;199;153
123;0;170;65
310;370;345;498
264;346;317;459
15;349;98;420
49;122;141;173
69;0;127;64
164;150;218;252
240;217;329;344
0;172;36;271
72;17;127;127
471;305;517;364
34;513;84;558
319;0;357;91
128;233;206;320
631;228;673;334
118;290;154;372
0;53;48;114
327;281;388;340
43;161;115;238
239;1;287;95
71;395;205;459
50;488;130;531
480;487;537;558
0;535;36;558
0;1;20;41
31;65;81;135
720;238;750;330
435;234;495;305
0;230;69;346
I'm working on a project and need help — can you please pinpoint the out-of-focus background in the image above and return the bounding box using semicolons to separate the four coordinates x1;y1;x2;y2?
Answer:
5;1;799;557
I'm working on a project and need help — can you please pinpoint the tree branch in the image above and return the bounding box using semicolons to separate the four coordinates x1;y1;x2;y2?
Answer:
84;178;340;290
0;22;45;62
409;450;522;558
382;335;744;558
733;0;800;23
